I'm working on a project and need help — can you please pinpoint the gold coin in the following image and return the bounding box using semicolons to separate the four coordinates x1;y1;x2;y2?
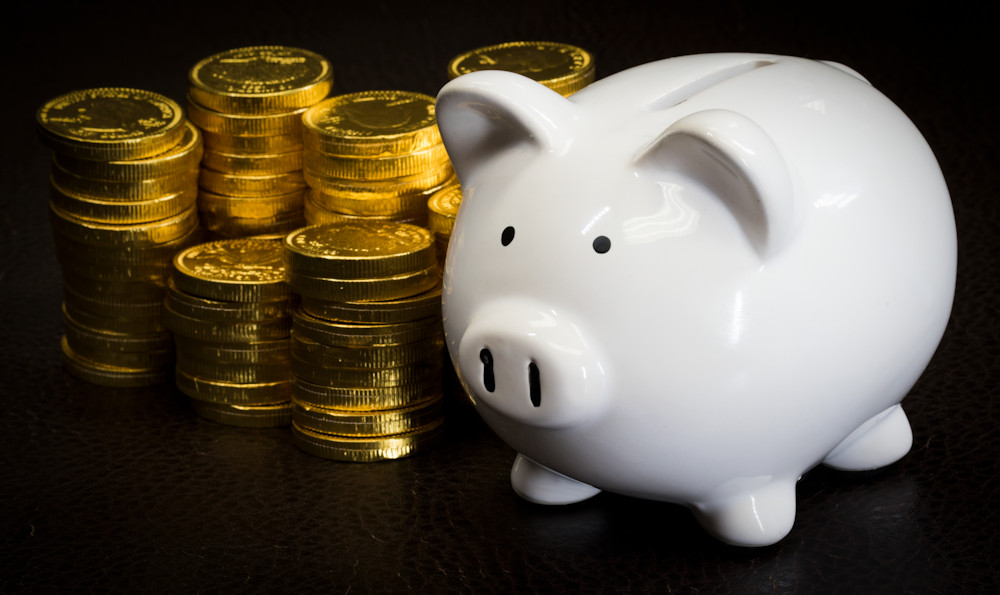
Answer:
49;178;197;225
299;279;441;324
427;184;462;236
202;148;302;176
284;221;436;280
50;201;198;247
291;307;443;348
305;162;453;201
64;300;165;334
197;188;305;219
175;370;290;405
177;354;290;384
37;88;186;160
166;278;291;323
291;354;442;388
188;98;307;137
303;197;427;228
291;330;442;369
164;302;291;342
303;143;449;181
291;375;442;411
199;209;306;240
199;168;306;198
189;398;293;428
65;332;174;370
291;418;444;462
54;224;202;267
289;264;438;302
175;335;290;365
447;41;595;97
292;394;442;437
51;158;197;201
201;129;302;155
64;282;164;319
61;337;170;387
62;272;167;303
172;238;290;302
302;91;440;157
63;305;173;353
310;173;455;217
189;46;332;115
55;121;203;183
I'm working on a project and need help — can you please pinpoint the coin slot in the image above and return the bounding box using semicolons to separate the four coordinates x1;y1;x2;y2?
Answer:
593;236;611;254
644;59;775;112
501;226;515;246
480;349;495;392
528;362;541;407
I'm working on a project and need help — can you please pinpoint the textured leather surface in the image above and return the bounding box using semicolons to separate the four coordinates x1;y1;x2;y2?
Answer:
2;2;996;593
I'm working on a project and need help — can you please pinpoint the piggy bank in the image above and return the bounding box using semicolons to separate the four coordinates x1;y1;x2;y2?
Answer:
435;53;956;546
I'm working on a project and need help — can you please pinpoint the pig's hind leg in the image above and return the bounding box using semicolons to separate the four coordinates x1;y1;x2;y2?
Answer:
691;478;798;547
510;453;601;504
822;404;913;471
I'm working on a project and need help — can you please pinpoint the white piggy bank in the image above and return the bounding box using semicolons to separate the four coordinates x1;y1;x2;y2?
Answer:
435;53;956;547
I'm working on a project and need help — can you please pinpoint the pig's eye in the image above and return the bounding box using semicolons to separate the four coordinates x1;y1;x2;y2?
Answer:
593;236;611;254
501;226;515;246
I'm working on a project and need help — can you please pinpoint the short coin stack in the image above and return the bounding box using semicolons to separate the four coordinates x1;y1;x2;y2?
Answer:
166;239;294;428
187;46;333;239
301;91;455;228
447;41;596;97
38;88;203;386
284;222;446;461
426;183;462;266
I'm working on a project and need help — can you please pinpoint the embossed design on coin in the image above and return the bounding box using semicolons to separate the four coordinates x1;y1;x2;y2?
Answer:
175;239;287;284
37;88;185;159
447;42;595;96
189;46;332;114
304;91;436;139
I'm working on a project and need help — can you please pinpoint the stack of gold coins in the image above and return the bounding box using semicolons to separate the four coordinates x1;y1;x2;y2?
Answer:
284;222;446;461
426;183;462;265
301;91;455;228
37;88;203;387
165;239;294;428
187;46;333;239
447;41;596;97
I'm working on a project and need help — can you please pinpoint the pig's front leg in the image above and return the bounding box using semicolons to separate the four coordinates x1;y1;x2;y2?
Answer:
510;454;602;504
691;479;798;547
823;404;913;471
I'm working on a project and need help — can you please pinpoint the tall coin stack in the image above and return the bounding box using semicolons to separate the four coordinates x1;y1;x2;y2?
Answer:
165;239;294;427
284;222;446;462
301;91;455;228
187;46;333;239
446;41;596;97
38;88;202;387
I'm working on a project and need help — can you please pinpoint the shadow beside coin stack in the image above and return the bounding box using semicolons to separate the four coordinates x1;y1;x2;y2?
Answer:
284;222;446;462
186;46;333;240
165;239;294;427
38;88;203;387
301;91;455;228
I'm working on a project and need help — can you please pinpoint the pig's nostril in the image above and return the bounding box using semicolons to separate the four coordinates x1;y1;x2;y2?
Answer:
528;362;541;407
480;349;495;392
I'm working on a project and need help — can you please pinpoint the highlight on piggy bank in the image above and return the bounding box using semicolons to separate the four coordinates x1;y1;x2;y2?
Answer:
436;54;956;547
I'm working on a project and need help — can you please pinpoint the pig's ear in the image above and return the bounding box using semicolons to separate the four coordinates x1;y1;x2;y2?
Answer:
436;71;576;185
637;109;796;259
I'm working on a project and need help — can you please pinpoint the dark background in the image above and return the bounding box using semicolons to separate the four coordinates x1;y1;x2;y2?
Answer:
2;1;997;593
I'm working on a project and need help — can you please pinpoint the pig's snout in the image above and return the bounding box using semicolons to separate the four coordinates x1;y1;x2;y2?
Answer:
458;302;611;429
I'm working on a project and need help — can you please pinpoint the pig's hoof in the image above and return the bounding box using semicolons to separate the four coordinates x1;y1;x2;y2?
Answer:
510;454;601;504
823;404;913;471
691;479;797;547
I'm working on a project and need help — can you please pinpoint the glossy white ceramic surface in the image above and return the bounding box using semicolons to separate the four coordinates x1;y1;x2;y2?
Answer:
436;53;956;547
